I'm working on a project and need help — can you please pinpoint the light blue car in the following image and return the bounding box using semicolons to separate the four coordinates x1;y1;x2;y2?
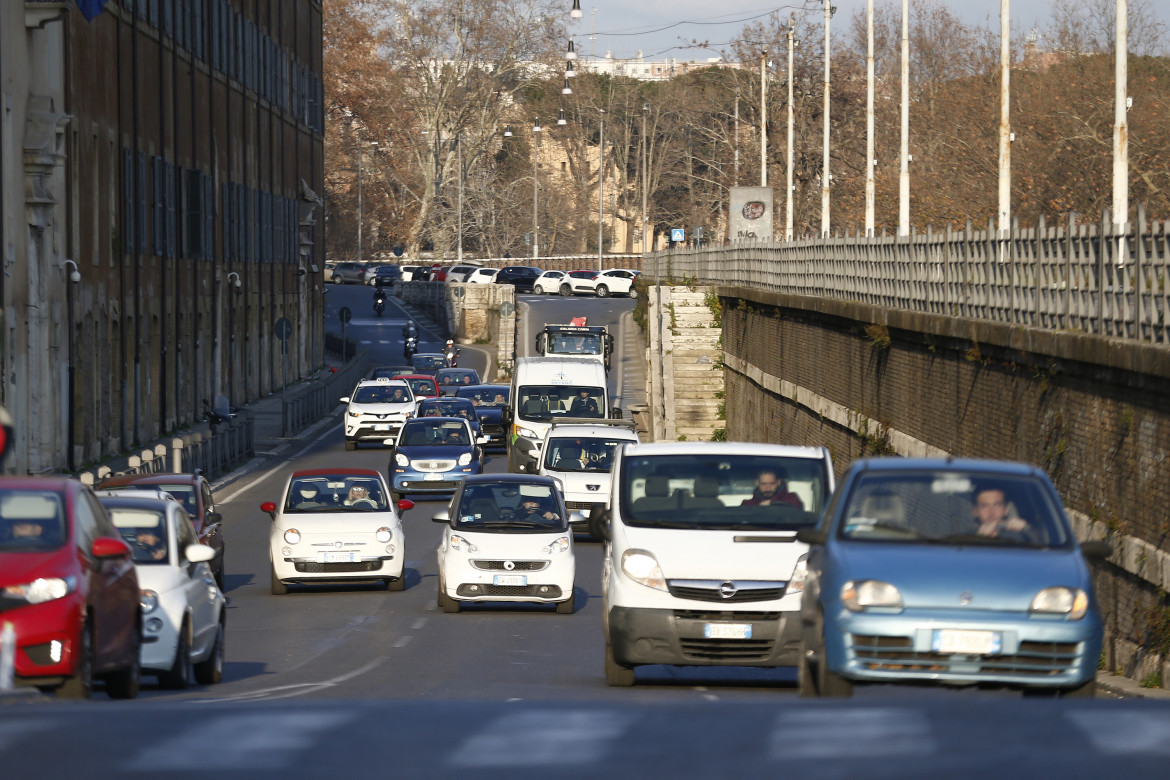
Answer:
796;457;1110;698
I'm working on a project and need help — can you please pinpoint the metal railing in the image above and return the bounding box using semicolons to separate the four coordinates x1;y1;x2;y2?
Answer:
650;206;1170;345
282;353;370;436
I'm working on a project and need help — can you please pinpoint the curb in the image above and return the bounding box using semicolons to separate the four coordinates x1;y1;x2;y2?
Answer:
1095;670;1170;700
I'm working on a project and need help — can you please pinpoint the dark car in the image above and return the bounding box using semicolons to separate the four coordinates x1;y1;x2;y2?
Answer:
435;367;483;396
0;477;141;699
411;353;450;376
96;472;225;588
454;384;510;447
416;396;482;438
389;417;486;501
330;261;366;285
368;265;401;286
494;265;543;293
370;365;415;380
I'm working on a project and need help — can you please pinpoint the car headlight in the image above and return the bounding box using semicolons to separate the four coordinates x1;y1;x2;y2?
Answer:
458;452;472;466
2;576;75;605
140;589;159;614
515;426;537;439
787;553;809;596
842;580;902;611
449;534;479;553
621;549;667;591
348;411;363;419
1030;587;1089;620
542;536;570;555
395;453;410;467
283;528;301;545
376;527;392;543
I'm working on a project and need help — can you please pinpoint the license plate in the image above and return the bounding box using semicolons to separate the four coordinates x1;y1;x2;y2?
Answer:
493;574;527;586
323;551;357;563
423;473;443;481
932;629;1001;655
374;424;391;431
704;623;752;640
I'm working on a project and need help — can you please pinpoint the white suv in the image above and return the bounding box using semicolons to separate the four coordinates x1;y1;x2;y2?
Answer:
599;441;835;686
341;378;417;450
527;419;640;538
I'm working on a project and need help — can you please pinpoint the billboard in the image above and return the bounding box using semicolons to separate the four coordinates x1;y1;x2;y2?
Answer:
729;187;774;242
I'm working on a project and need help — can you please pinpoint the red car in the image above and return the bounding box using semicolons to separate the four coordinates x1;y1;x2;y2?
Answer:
96;472;225;588
0;477;141;699
392;374;440;399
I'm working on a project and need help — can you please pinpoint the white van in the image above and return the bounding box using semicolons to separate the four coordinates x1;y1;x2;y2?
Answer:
505;356;617;473
599;441;835;686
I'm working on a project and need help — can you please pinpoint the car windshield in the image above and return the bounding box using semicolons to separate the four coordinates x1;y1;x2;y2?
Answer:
400;420;470;447
549;334;602;355
284;476;388;513
619;454;831;531
412;355;447;371
545;437;628;473
398;377;437;396
353;385;411;404
457;387;509;408
108;506;172;564
0;489;67;551
438;370;480;386
837;471;1072;548
516;385;605;421
455;483;567;532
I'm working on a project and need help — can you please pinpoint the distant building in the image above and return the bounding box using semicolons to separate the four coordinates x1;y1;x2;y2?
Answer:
580;51;743;81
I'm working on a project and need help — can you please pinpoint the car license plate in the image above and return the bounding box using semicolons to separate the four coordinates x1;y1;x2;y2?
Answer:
323;551;357;563
493;574;527;586
423;473;443;481
374;424;391;431
932;629;1001;655
704;623;752;640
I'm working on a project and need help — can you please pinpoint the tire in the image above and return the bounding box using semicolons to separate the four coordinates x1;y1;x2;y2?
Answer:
604;642;635;686
387;575;406;592
345;440;357;451
534;285;544;295
560;283;571;296
556;594;575;614
193;615;226;685
58;621;94;700
270;563;288;595
104;631;141;700
438;577;459;613
214;552;225;590
596;284;610;298
813;615;853;698
798;641;818;698
159;619;191;690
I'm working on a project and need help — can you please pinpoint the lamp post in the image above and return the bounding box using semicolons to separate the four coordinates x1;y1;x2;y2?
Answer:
760;47;768;187
533;118;542;260
456;136;463;263
598;109;605;272
642;102;650;255
226;272;241;403
822;0;832;237
786;18;797;241
357;132;377;263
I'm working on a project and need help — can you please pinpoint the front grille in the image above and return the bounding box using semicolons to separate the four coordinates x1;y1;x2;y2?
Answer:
679;637;776;661
565;500;597;512
293;561;383;573
401;480;459;491
667;580;786;603
410;460;456;472
850;634;1081;676
674;610;781;621
456;584;563;598
471;560;549;571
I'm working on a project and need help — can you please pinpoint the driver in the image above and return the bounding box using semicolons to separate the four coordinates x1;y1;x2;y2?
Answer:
135;530;167;560
519;497;559;521
344;485;372;506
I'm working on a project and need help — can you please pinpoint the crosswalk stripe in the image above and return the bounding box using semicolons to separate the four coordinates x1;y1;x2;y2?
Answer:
770;708;935;759
1067;711;1170;755
449;710;633;767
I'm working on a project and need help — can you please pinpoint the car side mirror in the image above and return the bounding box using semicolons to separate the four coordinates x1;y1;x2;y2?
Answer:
185;544;216;563
91;536;132;560
1080;540;1112;560
796;528;827;546
476;435;489;445
340;397;351;404
260;501;277;520
431;510;451;524
610;407;622;419
568;511;587;526
502;405;513;423
206;511;223;526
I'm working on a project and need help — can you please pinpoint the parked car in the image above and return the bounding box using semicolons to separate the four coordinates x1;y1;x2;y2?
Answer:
263;468;412;594
323;262;336;283
446;265;480;283
340;378;417;450
392;373;440;399
429;265;452;282
0;477;141;699
96;491;226;689
433;474;579;614
368;264;401;286
466;267;499;284
586;268;638;298
400;265;421;282
416;396;482;438
560;270;599;296
435;367;483;396
96;471;225;588
454;384;510;448
795;457;1110;698
389;417;487;502
410;353;450;376
330;261;366;285
533;270;567;295
494;265;542;293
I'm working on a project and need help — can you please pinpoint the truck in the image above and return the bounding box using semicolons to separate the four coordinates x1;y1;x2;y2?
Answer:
534;321;613;371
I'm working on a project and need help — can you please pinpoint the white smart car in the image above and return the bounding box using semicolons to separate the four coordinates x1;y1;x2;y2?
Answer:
96;490;226;689
433;474;580;614
264;468;412;594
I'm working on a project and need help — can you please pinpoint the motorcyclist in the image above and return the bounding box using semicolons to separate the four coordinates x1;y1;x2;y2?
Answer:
403;320;418;340
445;339;458;366
374;284;387;305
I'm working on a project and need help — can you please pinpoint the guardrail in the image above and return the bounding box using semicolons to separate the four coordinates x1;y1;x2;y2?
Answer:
282;352;369;435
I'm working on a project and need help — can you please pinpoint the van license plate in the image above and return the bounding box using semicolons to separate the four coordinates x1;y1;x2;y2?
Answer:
493;574;526;586
704;623;752;640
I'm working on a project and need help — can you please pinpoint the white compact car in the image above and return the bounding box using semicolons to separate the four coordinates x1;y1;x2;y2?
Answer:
466;267;499;284
583;268;637;298
97;491;226;689
433;475;579;614
528;419;640;538
341;377;417;450
264;468;411;594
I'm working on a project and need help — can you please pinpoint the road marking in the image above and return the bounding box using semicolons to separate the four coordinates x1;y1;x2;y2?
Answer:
0;719;52;753
198;658;385;703
449;710;633;767
770;708;935;759
393;635;413;648
1068;711;1170;754
411;618;428;630
123;711;353;770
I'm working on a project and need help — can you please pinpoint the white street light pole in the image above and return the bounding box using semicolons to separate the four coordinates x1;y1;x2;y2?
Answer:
786;18;795;241
899;0;910;236
760;47;768;187
598;109;605;271
533;118;541;260
456;136;463;263
642;103;650;254
821;0;832;237
357;130;364;264
1113;0;1128;236
865;0;875;237
998;0;1011;239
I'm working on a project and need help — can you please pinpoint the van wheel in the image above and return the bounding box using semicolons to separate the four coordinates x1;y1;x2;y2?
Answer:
604;642;635;686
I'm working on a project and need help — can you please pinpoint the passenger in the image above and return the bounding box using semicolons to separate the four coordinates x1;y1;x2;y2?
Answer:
741;469;804;509
9;520;44;540
972;486;1030;540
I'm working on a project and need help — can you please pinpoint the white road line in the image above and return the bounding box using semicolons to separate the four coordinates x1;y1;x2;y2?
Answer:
0;719;52;754
198;658;385;704
123;711;353;771
1068;711;1170;754
770;708;935;759
411;618;428;630
449;710;633;767
393;635;413;648
215;418;338;503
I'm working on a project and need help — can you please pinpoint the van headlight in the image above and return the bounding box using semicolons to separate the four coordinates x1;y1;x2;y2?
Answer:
842;580;902;611
787;553;809;596
515;425;537;439
1030;587;1089;620
621;549;667;591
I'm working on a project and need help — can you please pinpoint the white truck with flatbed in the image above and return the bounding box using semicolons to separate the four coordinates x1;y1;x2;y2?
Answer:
534;323;613;371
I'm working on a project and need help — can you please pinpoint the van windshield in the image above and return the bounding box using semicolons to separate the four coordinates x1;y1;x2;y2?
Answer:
515;385;605;421
618;454;831;531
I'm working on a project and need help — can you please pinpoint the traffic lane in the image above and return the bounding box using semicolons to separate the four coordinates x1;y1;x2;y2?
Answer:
325;285;451;362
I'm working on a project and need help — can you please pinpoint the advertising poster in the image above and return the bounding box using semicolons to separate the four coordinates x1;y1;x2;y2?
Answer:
729;187;774;242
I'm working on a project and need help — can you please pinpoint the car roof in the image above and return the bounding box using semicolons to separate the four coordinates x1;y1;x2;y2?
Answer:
461;473;559;487
847;457;1044;476
394;373;438;382
545;424;638;439
290;467;384;479
355;378;410;388
99;472;201;487
624;441;830;459
419;396;474;406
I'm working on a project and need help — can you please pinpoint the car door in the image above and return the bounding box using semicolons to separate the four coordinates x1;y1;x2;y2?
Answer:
174;508;219;655
197;477;222;551
79;491;138;670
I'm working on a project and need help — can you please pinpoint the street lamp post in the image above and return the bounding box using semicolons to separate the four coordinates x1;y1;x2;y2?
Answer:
456;136;463;263
786;18;796;241
598;109;605;271
760;48;768;187
357;132;377;264
533;118;541;259
642;102;650;255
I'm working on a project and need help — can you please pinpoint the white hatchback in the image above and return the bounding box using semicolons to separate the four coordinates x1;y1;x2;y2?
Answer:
532;270;566;295
584;269;637;298
263;468;412;594
433;475;579;614
466;267;499;284
97;491;226;689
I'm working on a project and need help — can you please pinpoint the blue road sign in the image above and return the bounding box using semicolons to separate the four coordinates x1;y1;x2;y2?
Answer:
671;228;685;242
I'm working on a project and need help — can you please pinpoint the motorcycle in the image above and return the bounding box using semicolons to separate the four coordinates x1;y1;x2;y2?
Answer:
374;297;386;317
404;336;418;359
202;397;239;434
445;339;460;367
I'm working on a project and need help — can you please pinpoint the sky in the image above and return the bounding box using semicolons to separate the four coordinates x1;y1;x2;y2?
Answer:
565;0;1170;61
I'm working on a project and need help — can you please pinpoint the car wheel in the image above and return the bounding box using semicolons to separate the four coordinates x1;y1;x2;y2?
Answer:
798;640;818;698
104;630;141;700
214;552;225;590
596;284;610;298
534;285;544;295
345;440;357;451
270;563;288;595
387;575;406;592
556;593;575;614
604;641;635;686
58;621;94;700
159;619;191;690
193;614;225;685
814;614;853;698
438;577;459;613
560;283;571;296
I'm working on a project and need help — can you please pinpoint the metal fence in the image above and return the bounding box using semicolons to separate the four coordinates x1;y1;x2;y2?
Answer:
282;352;369;436
650;206;1170;345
